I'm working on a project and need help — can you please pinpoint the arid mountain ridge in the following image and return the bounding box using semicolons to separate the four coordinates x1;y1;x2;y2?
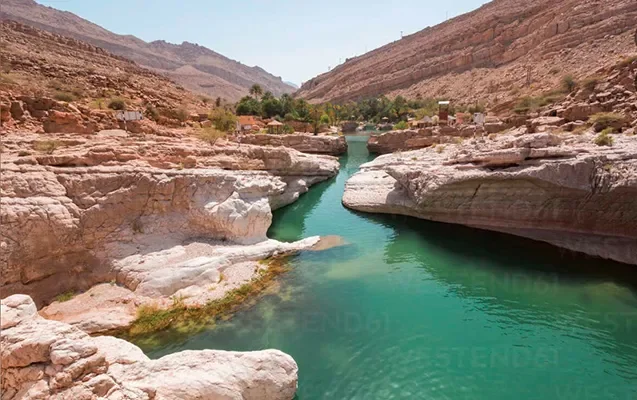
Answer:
297;0;637;106
0;0;294;102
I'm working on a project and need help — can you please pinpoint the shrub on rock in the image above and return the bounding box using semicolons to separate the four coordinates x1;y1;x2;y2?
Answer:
589;112;626;132
394;121;409;130
198;127;226;145
561;74;578;93
108;98;126;110
53;91;77;102
594;129;614;147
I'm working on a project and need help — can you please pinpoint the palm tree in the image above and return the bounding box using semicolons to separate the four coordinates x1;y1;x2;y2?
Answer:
249;84;263;101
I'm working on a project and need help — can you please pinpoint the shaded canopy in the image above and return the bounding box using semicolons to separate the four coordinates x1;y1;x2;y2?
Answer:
267;120;283;126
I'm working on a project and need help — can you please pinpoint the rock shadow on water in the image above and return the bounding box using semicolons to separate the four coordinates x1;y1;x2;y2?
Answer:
366;212;637;294
366;212;637;369
269;176;338;242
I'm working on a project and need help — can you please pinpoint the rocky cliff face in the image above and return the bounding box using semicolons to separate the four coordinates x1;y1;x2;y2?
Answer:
0;0;294;101
1;131;339;312
343;132;637;265
230;134;348;156
297;0;637;105
1;294;298;400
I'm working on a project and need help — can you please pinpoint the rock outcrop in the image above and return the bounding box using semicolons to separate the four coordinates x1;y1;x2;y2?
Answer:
344;132;637;265
297;0;637;106
1;130;339;325
367;126;483;154
229;134;348;156
537;56;637;128
1;294;298;400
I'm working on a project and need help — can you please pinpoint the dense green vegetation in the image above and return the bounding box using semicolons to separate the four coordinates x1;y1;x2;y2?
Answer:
235;93;486;125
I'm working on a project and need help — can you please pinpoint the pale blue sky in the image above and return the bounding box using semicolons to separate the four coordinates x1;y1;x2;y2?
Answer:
37;0;487;85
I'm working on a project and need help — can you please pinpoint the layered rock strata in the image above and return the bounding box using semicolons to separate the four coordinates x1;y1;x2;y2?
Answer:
297;0;637;104
1;294;298;400
229;134;348;156
1;131;339;331
344;132;637;265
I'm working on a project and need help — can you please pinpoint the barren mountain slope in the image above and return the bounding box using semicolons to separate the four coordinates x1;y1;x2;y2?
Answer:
0;0;294;102
0;20;213;134
297;0;637;105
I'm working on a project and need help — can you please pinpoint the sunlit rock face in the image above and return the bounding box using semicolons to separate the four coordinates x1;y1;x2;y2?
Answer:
344;132;637;265
1;132;339;307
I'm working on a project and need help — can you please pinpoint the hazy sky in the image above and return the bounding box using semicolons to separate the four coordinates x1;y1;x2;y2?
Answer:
37;0;487;85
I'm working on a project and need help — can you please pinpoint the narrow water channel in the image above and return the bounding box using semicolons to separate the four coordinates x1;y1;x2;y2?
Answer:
143;135;637;400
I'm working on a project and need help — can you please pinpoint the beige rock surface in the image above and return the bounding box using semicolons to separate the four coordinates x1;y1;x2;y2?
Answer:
344;132;637;265
229;134;348;156
367;126;483;154
1;294;298;400
1;130;339;319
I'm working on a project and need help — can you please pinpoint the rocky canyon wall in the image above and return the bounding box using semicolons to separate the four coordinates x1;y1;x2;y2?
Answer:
297;0;637;104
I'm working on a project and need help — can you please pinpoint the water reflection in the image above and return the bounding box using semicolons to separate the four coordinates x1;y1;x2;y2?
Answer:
374;213;637;380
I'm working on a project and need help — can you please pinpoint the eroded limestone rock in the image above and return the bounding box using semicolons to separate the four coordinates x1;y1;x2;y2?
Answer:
1;295;298;400
344;132;637;264
1;131;339;312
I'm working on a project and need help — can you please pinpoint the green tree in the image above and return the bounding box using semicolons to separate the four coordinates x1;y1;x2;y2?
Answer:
249;84;263;100
261;97;283;119
236;96;261;116
262;91;274;101
209;109;237;133
280;94;295;116
294;99;312;122
394;120;409;130
309;104;323;135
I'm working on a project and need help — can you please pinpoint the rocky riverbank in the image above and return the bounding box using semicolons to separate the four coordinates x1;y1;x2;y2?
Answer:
343;131;637;265
229;133;348;156
1;130;339;333
1;294;298;399
367;125;483;154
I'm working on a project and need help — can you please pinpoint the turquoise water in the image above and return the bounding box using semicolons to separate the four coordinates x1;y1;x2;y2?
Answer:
145;136;637;399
